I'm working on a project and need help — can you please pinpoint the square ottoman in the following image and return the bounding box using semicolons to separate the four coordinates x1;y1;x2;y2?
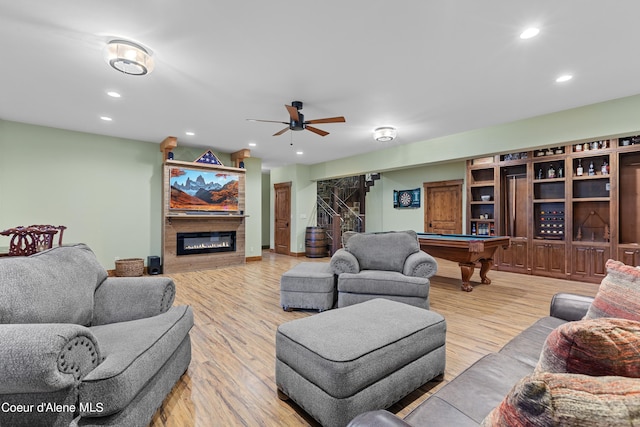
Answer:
276;298;446;427
280;262;336;312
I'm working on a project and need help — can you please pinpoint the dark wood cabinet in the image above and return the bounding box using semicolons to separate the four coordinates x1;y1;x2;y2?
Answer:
571;244;610;281
532;241;566;278
497;238;528;272
618;246;640;266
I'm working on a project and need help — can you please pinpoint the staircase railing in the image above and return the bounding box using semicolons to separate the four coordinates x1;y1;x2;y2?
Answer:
333;196;364;234
316;196;342;254
316;172;380;254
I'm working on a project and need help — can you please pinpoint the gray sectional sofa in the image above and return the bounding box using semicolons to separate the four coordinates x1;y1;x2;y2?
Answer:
347;292;595;426
0;244;193;427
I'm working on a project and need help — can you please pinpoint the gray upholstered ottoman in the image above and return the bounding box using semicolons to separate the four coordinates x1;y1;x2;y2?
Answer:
276;298;446;427
280;262;336;312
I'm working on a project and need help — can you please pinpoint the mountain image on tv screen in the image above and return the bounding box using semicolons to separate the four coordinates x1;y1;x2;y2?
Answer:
169;167;239;212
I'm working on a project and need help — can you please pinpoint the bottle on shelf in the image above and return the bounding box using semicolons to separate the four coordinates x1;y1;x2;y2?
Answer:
601;160;609;175
588;160;595;176
471;223;476;235
537;167;543;180
576;159;583;176
558;164;564;178
547;164;556;179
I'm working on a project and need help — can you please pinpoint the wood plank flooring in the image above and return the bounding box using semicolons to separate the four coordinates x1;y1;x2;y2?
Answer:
150;252;599;427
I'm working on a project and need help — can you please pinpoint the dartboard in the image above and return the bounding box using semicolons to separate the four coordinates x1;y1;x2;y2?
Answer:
399;191;413;207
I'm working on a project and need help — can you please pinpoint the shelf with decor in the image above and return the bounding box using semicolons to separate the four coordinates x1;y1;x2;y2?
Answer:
467;165;496;237
568;151;612;282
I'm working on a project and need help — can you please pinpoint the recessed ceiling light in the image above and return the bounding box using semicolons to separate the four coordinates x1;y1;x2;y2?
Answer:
520;27;540;39
556;74;573;83
296;151;303;155
100;116;113;121
185;131;195;136
107;91;121;98
249;142;257;147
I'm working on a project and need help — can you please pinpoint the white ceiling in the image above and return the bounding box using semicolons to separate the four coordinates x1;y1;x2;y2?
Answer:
1;1;640;171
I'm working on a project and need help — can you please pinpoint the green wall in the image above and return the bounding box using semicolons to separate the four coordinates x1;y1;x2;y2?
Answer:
0;120;263;267
261;172;271;248
269;164;318;253
243;157;262;257
367;162;467;233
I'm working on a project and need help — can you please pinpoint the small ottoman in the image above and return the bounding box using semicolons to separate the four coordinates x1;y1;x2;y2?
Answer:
276;298;446;427
280;262;336;312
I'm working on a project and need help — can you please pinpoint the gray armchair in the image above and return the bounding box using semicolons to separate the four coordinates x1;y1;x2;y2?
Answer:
0;244;193;427
330;231;438;309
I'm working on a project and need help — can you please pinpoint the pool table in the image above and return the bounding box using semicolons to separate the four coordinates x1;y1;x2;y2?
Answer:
417;233;510;292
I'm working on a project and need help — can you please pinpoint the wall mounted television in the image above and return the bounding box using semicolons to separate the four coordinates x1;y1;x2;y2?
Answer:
169;167;239;212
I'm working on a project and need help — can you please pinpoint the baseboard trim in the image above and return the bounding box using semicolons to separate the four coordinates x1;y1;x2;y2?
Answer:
246;256;262;262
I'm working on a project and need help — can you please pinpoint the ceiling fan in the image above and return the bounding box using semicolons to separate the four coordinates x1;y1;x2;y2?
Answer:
248;101;346;137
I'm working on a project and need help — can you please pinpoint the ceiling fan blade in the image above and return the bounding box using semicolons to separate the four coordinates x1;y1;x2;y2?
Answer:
247;119;288;124
285;105;300;122
305;116;346;124
273;127;290;136
305;126;329;137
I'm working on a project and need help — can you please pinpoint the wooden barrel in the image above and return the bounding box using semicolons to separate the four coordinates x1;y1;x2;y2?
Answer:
305;227;328;258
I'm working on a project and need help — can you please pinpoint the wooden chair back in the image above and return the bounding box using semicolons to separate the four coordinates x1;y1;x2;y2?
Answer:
0;225;67;256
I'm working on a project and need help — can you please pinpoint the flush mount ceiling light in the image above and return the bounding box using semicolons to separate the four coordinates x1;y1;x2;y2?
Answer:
373;126;397;142
104;40;154;76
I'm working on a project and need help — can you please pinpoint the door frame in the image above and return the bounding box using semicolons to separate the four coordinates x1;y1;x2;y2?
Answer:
274;181;292;255
423;179;464;234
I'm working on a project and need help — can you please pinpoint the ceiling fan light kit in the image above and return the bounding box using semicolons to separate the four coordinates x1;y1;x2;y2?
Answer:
104;40;154;76
373;126;397;142
248;101;345;137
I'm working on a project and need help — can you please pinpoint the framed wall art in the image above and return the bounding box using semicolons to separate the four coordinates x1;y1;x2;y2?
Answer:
393;188;421;208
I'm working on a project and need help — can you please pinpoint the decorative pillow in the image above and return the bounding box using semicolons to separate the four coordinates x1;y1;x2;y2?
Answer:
481;372;640;426
584;259;640;321
0;244;108;325
344;230;419;272
536;318;640;378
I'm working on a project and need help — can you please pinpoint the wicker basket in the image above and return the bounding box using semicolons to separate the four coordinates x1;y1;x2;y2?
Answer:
115;258;144;277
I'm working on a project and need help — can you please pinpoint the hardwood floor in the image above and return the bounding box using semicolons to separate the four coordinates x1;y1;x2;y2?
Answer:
150;252;599;427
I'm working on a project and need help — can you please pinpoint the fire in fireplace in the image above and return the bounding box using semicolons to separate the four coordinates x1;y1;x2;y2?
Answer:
177;231;236;256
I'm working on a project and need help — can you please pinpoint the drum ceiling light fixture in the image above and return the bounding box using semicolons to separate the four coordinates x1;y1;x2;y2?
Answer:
373;126;397;142
104;40;154;76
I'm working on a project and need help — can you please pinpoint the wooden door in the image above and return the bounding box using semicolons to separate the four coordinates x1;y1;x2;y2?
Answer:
274;182;291;255
424;180;463;234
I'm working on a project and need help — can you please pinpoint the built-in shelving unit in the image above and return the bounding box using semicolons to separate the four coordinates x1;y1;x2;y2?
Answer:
467;163;496;237
467;134;640;284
